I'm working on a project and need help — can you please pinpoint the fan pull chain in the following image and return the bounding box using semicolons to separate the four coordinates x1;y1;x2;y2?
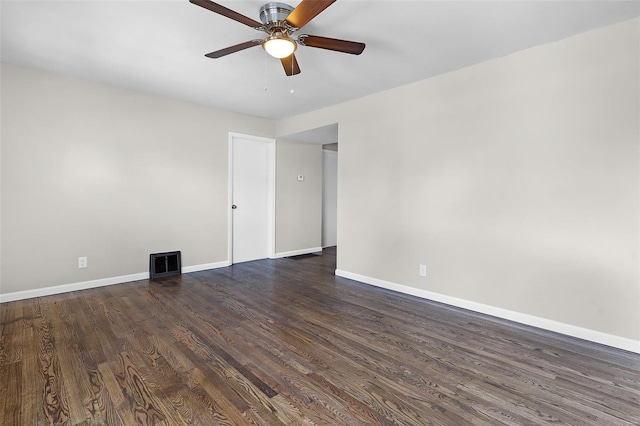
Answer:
289;55;295;94
263;49;268;92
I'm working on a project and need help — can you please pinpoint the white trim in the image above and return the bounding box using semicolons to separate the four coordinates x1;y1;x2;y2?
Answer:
267;140;276;259
228;133;276;265
335;269;640;354
0;262;230;303
271;247;323;259
228;134;234;266
181;260;230;273
0;272;148;303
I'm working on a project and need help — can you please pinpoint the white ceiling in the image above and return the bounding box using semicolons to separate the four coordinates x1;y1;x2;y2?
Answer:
2;1;639;122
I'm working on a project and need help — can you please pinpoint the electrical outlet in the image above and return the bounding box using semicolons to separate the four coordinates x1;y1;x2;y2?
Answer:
419;264;427;277
78;256;88;269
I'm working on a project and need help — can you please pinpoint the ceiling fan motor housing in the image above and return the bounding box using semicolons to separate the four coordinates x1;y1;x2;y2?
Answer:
259;2;294;25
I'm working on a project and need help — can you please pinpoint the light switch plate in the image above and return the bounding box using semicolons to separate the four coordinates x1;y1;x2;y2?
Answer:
297;174;304;182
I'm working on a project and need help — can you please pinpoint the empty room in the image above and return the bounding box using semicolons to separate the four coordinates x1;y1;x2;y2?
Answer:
1;0;639;424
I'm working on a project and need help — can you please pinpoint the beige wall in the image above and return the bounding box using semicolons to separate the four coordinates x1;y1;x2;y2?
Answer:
1;63;274;294
275;139;322;254
277;18;640;341
0;64;3;292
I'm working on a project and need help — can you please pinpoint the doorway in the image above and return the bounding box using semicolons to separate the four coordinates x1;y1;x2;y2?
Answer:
228;133;275;264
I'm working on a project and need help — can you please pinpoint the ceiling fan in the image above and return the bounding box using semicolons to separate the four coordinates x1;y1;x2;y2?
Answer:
189;0;366;76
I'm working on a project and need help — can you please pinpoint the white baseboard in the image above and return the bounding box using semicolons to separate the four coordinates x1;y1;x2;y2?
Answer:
182;261;230;273
0;261;230;303
0;272;149;303
335;269;640;354
271;247;323;259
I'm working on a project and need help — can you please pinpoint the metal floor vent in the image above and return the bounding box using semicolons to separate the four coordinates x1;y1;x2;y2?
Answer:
150;251;182;280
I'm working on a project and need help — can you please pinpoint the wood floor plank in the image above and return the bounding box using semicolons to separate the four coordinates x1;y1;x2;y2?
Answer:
0;300;22;424
47;297;107;425
32;299;72;425
2;247;640;425
1;361;23;425
18;301;42;425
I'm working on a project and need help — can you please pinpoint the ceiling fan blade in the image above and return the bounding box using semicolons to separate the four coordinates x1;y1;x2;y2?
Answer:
205;40;262;58
281;54;301;76
298;35;365;55
285;0;336;29
190;0;262;29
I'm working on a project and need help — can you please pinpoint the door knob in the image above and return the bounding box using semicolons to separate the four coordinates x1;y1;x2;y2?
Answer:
232;204;237;209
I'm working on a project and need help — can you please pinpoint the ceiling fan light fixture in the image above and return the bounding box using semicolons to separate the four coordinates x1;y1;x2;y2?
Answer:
263;34;297;58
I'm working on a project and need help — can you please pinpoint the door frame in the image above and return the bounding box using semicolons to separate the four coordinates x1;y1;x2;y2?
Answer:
322;148;338;248
227;132;276;264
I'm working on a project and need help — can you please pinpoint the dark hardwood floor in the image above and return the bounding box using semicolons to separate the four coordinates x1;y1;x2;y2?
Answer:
1;246;639;425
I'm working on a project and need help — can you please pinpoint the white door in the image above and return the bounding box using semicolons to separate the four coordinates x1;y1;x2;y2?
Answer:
230;134;275;263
